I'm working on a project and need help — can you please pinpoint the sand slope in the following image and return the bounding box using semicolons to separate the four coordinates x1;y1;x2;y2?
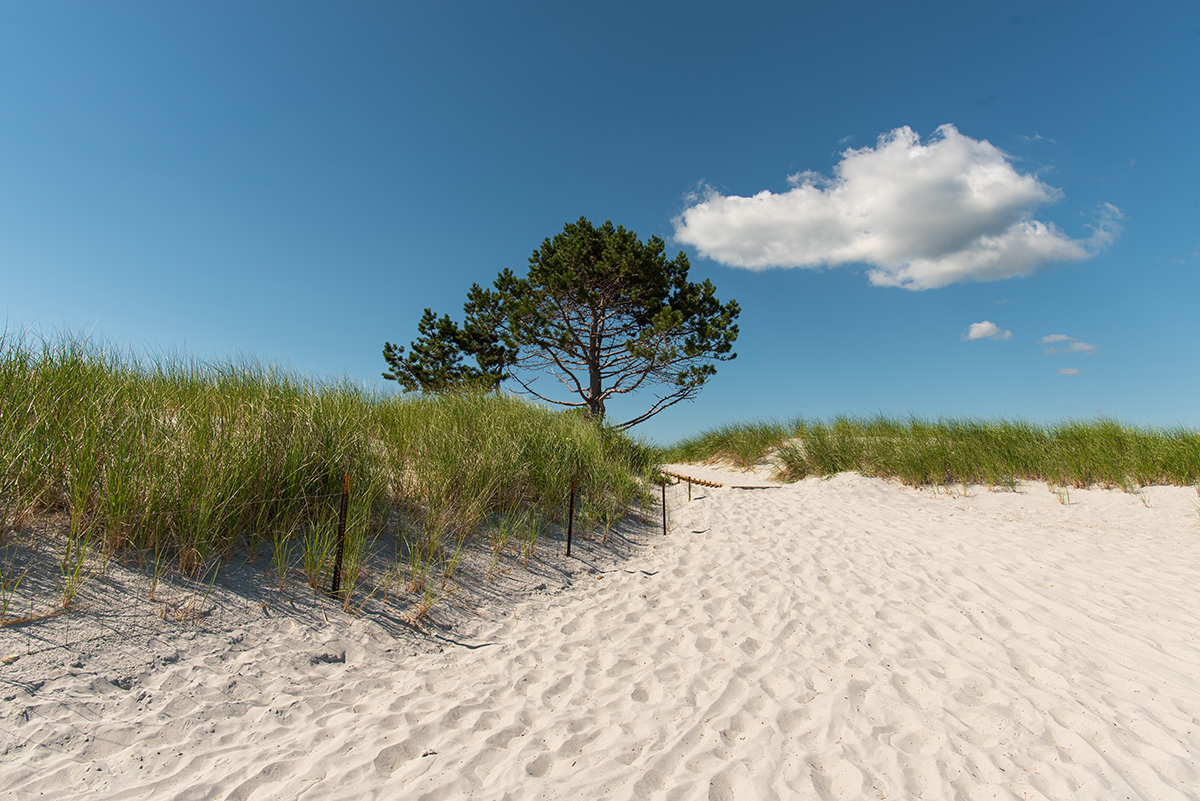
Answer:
3;474;1199;800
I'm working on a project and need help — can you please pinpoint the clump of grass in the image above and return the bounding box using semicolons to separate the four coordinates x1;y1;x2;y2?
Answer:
147;542;171;601
660;420;791;469
485;508;520;580
58;529;91;608
670;415;1200;490
580;492;624;544
337;502;380;612
269;528;294;592
301;518;338;591
520;511;545;568
402;529;430;596
159;562;220;623
405;585;444;628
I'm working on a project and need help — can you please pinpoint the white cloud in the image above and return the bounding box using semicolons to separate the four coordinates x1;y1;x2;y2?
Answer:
1057;368;1080;376
673;125;1123;290
964;321;1012;341
1040;335;1095;354
1018;132;1057;145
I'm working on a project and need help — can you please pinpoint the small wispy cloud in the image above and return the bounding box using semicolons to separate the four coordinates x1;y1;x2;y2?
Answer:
673;125;1123;290
1057;368;1080;376
1040;334;1095;355
1084;203;1123;250
1018;132;1057;145
964;321;1012;341
837;134;854;145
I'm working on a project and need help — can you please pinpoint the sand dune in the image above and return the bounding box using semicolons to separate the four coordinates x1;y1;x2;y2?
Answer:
3;473;1199;800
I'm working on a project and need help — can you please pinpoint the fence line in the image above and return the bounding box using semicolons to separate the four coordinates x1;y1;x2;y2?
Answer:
660;469;724;489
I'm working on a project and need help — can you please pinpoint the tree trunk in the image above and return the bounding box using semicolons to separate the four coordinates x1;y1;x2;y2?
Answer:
587;328;605;419
587;371;605;419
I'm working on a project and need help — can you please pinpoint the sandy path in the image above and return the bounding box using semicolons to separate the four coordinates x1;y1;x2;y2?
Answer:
3;474;1199;800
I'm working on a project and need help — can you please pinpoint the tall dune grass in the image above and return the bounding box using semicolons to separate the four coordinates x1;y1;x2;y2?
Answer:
661;420;792;470
0;332;654;593
663;416;1200;490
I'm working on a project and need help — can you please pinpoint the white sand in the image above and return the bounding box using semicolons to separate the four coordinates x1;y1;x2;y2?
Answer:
3;473;1200;800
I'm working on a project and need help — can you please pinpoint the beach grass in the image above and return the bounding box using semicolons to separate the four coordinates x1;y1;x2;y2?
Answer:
663;415;1200;490
0;331;656;614
660;419;793;470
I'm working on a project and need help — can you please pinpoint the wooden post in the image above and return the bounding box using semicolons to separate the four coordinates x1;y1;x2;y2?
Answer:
565;478;576;557
661;479;667;536
687;479;692;503
329;474;349;595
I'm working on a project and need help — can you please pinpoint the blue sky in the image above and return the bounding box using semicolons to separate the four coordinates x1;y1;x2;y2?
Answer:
2;1;1197;444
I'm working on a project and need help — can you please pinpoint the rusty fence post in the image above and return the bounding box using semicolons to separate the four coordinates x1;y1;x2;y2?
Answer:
329;474;349;595
565;477;576;557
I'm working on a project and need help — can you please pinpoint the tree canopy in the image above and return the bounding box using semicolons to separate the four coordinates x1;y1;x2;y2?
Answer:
382;308;513;393
383;217;740;429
